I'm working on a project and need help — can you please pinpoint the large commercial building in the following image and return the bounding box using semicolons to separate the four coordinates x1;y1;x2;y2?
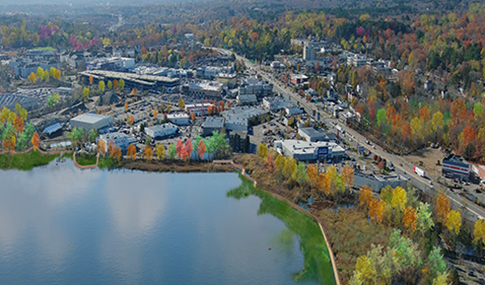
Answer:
98;132;137;153
0;94;39;111
70;113;112;131
353;172;409;193
221;106;268;127
86;57;135;71
442;154;471;181
238;77;273;98
181;82;223;98
78;70;180;93
185;103;214;116
145;123;179;139
202;117;225;136
274;140;346;161
167;113;190;125
216;73;237;88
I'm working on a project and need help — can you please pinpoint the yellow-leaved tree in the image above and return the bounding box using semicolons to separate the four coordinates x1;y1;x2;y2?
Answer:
473;219;485;246
257;143;268;159
445;210;462;235
359;185;373;210
391;186;407;211
306;164;319;186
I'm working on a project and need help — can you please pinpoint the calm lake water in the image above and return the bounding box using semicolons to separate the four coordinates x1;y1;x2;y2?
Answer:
0;161;322;284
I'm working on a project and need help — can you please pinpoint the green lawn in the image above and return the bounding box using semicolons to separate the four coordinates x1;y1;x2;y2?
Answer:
28;46;56;51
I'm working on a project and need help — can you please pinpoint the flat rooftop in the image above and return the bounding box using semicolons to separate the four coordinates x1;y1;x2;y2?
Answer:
203;117;224;128
71;113;111;124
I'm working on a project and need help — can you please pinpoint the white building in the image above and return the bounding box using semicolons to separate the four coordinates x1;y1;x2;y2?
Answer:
185;103;214;116
70;113;112;131
167;113;190;125
98;132;137;152
274;140;346;161
145;123;179;139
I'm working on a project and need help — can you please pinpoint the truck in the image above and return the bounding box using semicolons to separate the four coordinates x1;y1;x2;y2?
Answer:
413;167;426;177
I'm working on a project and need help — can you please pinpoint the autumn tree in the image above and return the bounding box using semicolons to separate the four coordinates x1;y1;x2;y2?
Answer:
156;144;165;160
124;102;129;111
82;87;89;101
473;219;485;246
176;138;184;159
275;154;286;171
13;115;24;134
98;80;105;92
143;145;153;161
198;140;206;159
416;202;435;237
283;157;297;178
342;165;354;189
28;72;36;83
191;112;196;122
257;143;268;158
445;210;462;235
97;139;106;156
403;206;417;232
369;198;384;224
185;139;193;160
402;123;412;140
391;186;407;211
127;144;137;161
153;109;158;119
112;145;121;162
317;172;331;197
462;125;476;147
89;75;93;85
31;131;39;151
359;185;373;210
306;164;319;186
264;152;277;174
435;194;450;224
179;98;185;110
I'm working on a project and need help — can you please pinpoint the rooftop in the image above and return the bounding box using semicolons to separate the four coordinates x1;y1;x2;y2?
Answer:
71;113;111;124
299;127;325;138
80;70;179;84
167;113;189;119
146;123;178;131
203;117;225;129
443;154;470;167
221;106;267;119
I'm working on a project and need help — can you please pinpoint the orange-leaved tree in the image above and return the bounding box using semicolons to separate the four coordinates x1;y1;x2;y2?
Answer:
13;115;24;134
143;145;153;161
359;185;373;210
403;206;417;232
127;144;137;161
97;139;106;156
124;102;129;111
31;131;40;151
368;198;384;224
112;145;121;162
176;138;184;159
306;164;319;187
185;139;193;160
198;139;206;159
435;194;450;224
342;165;354;189
317;172;331;197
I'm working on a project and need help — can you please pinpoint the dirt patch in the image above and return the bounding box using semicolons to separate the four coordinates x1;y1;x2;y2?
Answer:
120;160;234;173
403;147;446;179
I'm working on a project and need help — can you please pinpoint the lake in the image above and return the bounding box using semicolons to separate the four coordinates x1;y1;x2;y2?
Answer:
0;160;333;284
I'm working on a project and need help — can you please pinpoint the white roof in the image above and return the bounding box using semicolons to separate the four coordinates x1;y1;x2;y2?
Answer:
71;113;110;124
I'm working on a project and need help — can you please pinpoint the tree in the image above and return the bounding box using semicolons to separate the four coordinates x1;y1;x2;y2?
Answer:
326;165;337;181
419;106;430;122
19;109;27;120
403;206;417;232
176;138;184;158
410;117;422;140
119;79;125;91
31;131;39;151
36;67;44;81
391;186;407;212
191;112;196;122
168;144;177;159
185;139;193;160
143;145;153;161
257;143;268;158
474;102;484;118
166;104;171;113
129;115;134;125
127;144;137;161
342;165;354;189
179;98;185;110
13;115;24;134
112;145;121;162
275;154;286;171
53;93;59;104
306;164;319;186
88;128;97;142
198;139;206;159
473;219;485;246
292;162;309;184
82;87;89;101
98;80;105;92
264;152;277;174
89;75;93;85
369;198;384;224
69;127;85;148
156;144;165;160
124;102;129;111
154;109;158;118
416;202;434;237
359;185;373;210
435;194;450;224
97;139;106;156
376;108;386;126
427;246;446;277
462;125;476;147
107;81;113;90
431;111;444;132
14;103;21;115
28;72;36;83
402;123;412;140
445;210;462;235
283;157;297;178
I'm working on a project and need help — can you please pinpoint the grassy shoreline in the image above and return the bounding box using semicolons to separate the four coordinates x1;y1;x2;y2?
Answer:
0;151;60;170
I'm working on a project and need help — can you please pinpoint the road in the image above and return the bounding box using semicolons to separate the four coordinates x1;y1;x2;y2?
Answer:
217;47;485;221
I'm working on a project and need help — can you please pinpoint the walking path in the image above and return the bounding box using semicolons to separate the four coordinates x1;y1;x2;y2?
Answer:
72;152;99;169
214;160;341;285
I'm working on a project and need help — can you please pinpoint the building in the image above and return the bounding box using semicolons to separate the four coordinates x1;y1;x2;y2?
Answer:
216;73;237;88
70;113;112;131
43;123;63;138
298;127;328;142
347;53;370;67
225;116;248;131
98;132;137;152
221;106;268;126
185;103;214;116
290;74;309;86
353;172;409;193
167;113;190;125
274;140;346;161
0;94;39;111
86;57;135;71
181;81;223;98
145;123;179;139
202;117;225;136
78;70;180;93
9;61;60;78
238;77;273;98
229;130;249;153
262;97;295;111
303;42;316;61
442;154;471;181
237;94;258;105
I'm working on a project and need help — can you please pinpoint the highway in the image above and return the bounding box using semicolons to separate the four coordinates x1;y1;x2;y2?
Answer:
217;48;485;221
